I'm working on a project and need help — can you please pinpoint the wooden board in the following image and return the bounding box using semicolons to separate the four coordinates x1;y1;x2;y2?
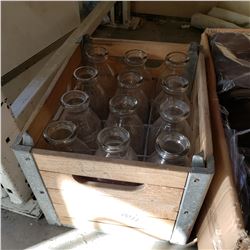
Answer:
41;171;183;220
196;29;250;250
60;216;175;241
33;149;188;188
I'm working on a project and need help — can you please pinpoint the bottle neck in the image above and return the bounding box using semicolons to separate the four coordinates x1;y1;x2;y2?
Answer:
97;127;130;155
73;66;98;87
61;90;89;113
43;121;77;146
110;95;138;117
159;99;190;123
161;75;189;96
164;51;189;68
124;49;147;68
85;46;108;64
117;71;143;89
155;132;190;160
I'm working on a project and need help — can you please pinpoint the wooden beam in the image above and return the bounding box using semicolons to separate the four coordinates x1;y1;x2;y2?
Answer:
11;1;115;131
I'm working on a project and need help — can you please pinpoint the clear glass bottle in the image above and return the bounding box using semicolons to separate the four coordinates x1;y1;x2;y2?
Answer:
43;120;91;154
106;94;144;155
148;100;191;155
157;51;189;94
95;127;137;160
60;90;101;150
73;66;109;120
148;131;190;166
151;75;190;123
123;49;153;100
85;45;116;98
115;71;149;123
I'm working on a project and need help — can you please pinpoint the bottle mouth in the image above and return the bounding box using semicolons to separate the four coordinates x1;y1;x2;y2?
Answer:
165;51;189;66
156;131;190;159
124;49;148;67
117;71;143;89
97;127;130;153
110;95;138;116
43;121;77;145
161;75;189;94
61;90;89;111
73;66;98;82
160;99;190;122
85;45;108;63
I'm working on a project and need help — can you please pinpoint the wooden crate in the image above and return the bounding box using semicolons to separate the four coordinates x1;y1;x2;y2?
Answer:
196;28;250;250
13;38;213;245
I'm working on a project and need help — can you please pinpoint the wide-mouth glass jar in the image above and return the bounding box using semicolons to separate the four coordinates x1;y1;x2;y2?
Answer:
85;45;116;97
95;127;137;160
116;70;149;123
73;66;109;120
60;90;101;150
43;120;91;154
106;94;144;155
148;131;190;166
151;75;190;123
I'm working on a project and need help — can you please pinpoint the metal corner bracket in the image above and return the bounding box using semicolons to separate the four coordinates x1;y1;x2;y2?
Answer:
170;152;214;245
11;133;60;226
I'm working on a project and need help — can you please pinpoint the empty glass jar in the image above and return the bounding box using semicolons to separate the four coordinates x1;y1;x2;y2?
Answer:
43;120;91;154
106;94;144;155
157;51;189;94
151;75;190;123
148;100;191;154
115;71;149;123
123;49;153;99
95;127;137;160
148;131;190;166
73;66;109;120
60;90;101;150
85;45;116;98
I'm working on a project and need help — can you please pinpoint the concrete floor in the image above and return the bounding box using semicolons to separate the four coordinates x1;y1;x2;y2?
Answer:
2;17;201;250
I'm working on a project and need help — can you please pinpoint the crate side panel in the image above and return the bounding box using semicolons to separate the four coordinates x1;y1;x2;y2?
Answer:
54;204;175;241
60;216;174;241
32;149;188;188
41;171;182;220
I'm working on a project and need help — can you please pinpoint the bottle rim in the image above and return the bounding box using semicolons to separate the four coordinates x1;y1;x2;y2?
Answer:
43;121;77;146
117;70;143;89
109;95;138;116
165;51;189;66
124;49;148;67
97;127;130;153
159;99;190;122
161;75;189;94
61;90;89;111
156;131;190;159
73;66;98;82
85;46;108;63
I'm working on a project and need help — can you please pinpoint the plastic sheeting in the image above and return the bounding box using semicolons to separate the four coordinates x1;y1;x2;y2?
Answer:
210;33;250;231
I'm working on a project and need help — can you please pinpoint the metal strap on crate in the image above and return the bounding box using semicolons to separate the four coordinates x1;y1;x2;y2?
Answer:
170;154;214;245
12;134;60;225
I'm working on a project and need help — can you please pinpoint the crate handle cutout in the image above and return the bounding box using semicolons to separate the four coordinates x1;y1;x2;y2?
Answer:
72;175;144;191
